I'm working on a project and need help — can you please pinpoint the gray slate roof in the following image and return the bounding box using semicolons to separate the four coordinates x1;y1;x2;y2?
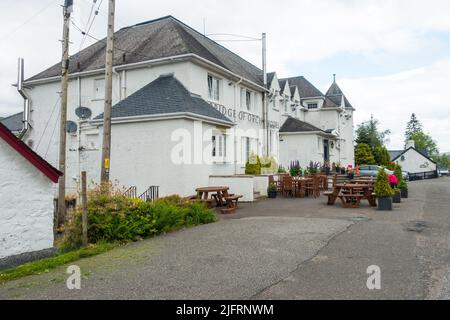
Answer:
326;81;354;109
280;76;323;98
388;150;404;161
266;72;276;87
0;112;23;132
280;117;327;133
94;74;233;125
27;16;264;86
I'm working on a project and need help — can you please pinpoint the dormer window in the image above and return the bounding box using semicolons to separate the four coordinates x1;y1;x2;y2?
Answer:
307;103;318;110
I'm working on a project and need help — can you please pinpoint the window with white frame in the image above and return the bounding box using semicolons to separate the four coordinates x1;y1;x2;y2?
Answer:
212;134;227;160
307;103;318;109
94;78;105;100
207;75;220;101
246;90;252;111
284;98;288;113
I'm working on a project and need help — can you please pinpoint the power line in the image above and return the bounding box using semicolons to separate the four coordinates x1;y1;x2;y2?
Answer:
36;97;61;151
79;0;104;52
45;109;61;159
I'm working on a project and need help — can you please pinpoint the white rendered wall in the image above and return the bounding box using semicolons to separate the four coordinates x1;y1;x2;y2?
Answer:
0;139;54;259
394;149;437;174
209;176;254;202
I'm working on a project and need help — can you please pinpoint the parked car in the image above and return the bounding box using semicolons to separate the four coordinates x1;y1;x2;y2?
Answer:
359;165;394;177
438;168;449;177
402;171;410;181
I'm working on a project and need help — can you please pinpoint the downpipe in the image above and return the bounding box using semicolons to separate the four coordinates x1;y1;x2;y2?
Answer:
17;58;31;139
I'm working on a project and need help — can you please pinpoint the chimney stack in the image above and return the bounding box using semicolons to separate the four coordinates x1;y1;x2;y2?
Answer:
406;140;415;150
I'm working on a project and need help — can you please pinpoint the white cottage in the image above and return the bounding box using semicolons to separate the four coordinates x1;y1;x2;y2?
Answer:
389;140;438;180
0;122;61;259
12;15;355;200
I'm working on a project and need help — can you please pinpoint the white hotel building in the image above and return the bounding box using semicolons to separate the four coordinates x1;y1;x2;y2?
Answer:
10;16;355;199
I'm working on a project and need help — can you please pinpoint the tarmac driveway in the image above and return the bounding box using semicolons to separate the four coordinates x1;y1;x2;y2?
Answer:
0;217;351;300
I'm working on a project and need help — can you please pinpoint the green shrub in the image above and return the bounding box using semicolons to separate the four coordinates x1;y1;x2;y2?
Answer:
355;143;376;165
62;185;217;251
374;168;395;197
245;153;261;175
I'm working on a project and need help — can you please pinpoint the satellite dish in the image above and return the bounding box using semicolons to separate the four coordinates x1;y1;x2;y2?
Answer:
75;106;92;120
67;121;78;134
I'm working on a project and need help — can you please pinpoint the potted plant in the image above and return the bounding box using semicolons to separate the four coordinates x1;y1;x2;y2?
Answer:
392;187;401;203
289;160;301;177
340;166;346;174
374;168;395;211
267;183;278;199
394;164;408;199
399;179;408;198
335;162;341;173
278;165;287;174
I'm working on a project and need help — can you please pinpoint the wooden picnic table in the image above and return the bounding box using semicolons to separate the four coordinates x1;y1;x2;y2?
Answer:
326;183;377;208
195;186;230;207
292;177;313;198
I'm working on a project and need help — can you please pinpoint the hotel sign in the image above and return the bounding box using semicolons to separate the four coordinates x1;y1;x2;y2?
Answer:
209;102;261;124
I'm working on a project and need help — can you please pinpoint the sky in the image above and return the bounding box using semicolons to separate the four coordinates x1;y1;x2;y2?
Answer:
0;0;449;151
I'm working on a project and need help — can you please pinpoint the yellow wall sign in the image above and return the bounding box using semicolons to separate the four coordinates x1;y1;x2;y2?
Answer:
104;158;110;170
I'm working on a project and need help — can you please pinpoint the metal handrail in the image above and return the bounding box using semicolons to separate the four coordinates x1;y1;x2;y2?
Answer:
123;186;137;199
138;186;159;202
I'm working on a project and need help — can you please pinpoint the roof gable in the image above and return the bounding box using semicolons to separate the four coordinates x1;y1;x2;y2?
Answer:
27;16;264;87
94;74;234;125
280;76;323;98
0;123;62;183
326;81;353;109
392;147;437;164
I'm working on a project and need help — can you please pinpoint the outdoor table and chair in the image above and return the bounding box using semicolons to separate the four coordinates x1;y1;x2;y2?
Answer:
325;182;377;208
194;186;243;214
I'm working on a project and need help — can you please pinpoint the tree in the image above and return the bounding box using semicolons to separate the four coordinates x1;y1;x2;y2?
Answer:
374;168;395;197
373;146;391;167
355;143;376;165
410;131;439;157
434;154;450;169
355;115;391;148
404;113;423;145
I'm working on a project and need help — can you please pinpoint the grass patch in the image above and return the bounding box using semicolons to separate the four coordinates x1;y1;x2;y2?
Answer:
0;243;116;284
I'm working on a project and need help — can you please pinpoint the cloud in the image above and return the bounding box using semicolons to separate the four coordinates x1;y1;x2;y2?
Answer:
339;59;450;152
0;0;449;153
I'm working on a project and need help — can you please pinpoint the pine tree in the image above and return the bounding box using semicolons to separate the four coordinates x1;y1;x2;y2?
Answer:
355;143;376;165
405;113;423;145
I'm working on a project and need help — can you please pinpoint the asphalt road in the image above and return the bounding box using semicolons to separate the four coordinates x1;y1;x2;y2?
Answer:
0;178;449;300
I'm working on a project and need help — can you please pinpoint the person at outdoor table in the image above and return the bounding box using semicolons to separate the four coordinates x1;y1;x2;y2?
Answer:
388;173;398;189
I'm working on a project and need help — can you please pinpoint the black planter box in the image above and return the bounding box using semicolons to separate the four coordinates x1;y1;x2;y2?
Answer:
400;188;408;198
347;173;355;180
268;191;277;199
393;191;401;203
340;168;346;174
377;197;393;211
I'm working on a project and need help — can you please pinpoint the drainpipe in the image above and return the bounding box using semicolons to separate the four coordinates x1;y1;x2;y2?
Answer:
234;77;243;175
17;58;30;139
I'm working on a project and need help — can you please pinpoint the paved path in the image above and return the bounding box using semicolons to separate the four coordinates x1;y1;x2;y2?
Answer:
0;178;449;299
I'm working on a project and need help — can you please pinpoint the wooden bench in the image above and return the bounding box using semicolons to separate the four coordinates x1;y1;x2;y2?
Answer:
338;193;365;208
220;195;243;214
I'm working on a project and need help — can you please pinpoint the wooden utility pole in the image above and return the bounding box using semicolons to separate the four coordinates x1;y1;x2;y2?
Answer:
81;171;88;247
100;0;115;182
57;0;73;228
